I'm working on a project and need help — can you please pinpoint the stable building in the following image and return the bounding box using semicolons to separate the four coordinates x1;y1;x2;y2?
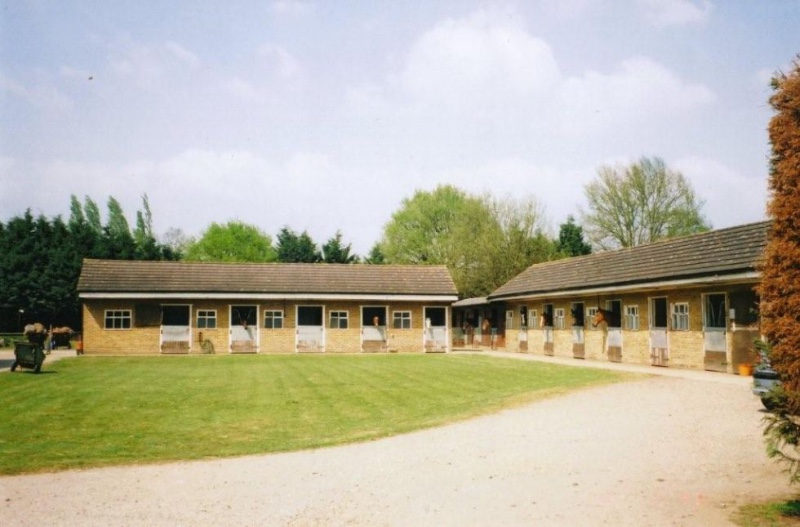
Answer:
77;259;458;355
485;221;768;373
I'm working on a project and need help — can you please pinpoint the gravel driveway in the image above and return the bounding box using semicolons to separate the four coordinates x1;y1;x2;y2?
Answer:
0;351;792;526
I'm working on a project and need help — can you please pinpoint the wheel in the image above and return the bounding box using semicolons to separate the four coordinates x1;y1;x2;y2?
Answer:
761;397;777;411
10;360;17;372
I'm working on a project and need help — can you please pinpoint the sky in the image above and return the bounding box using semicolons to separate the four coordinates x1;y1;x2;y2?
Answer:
1;1;798;256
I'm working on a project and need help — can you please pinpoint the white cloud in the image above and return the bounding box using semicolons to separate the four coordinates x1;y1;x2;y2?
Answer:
637;0;712;28
270;0;314;17
257;44;301;79
674;156;767;228
559;56;715;133
109;40;203;91
399;9;560;110
219;76;263;104
166;41;201;69
0;72;73;111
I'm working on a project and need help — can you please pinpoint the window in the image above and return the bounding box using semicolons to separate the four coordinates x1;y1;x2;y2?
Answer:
506;310;514;330
393;311;411;329
624;305;640;330
650;297;668;328
330;311;348;329
672;303;689;331
362;306;387;327
554;308;566;329
704;294;727;329
104;310;132;330
570;302;585;326
605;300;622;328
530;309;539;329
264;310;284;329
197;310;217;329
541;303;554;327
586;307;598;329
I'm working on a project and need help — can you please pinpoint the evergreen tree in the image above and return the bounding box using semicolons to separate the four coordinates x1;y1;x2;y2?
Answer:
276;227;321;263
557;215;592;257
84;196;102;235
68;194;85;232
364;243;385;264
134;194;163;259
321;231;359;263
101;197;136;259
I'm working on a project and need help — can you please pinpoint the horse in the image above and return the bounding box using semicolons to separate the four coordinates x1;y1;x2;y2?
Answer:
591;307;620;328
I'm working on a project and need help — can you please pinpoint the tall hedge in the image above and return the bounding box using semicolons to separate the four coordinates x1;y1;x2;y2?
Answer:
760;56;800;399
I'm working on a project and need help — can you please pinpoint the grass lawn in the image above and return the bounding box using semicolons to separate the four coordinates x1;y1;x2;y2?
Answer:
0;353;632;475
733;500;800;526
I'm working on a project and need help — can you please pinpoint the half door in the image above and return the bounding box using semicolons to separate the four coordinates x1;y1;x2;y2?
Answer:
297;305;324;352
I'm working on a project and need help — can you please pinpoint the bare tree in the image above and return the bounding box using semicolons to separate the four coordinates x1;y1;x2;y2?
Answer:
581;157;710;250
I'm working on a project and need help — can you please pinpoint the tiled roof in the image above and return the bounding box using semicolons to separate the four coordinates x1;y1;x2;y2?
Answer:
78;259;458;298
489;221;768;300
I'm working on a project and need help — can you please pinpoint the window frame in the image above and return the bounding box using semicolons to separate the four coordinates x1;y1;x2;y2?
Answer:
329;310;349;329
671;302;689;331
586;307;598;330
263;310;284;329
196;309;217;329
392;311;412;330
624;305;640;331
554;308;566;330
104;309;132;330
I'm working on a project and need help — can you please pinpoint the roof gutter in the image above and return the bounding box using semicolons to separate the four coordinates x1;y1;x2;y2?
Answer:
488;271;759;303
79;292;459;302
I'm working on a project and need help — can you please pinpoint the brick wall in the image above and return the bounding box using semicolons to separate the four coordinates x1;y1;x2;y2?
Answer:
499;284;758;373
82;299;450;355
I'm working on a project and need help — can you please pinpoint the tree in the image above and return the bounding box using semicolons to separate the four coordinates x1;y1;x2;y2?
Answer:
162;227;193;258
0;196;178;331
83;196;102;235
275;227;321;263
321;231;359;263
380;185;492;295
184;221;277;262
381;185;484;265
581;157;711;250
483;194;560;289
133;194;161;259
759;57;800;483
364;243;385;264
380;186;559;297
557;215;592;257
100;197;136;259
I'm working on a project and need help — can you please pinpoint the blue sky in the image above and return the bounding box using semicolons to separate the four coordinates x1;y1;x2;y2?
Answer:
1;0;797;255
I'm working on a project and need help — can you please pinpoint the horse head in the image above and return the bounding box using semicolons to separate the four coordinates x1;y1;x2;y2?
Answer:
592;308;620;328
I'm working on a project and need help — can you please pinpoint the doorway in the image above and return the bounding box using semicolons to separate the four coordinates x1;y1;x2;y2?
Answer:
424;306;448;352
230;305;257;353
703;293;727;372
161;304;190;353
297;305;324;352
649;297;669;366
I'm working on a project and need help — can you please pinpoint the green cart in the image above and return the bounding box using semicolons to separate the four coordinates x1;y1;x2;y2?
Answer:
11;341;46;374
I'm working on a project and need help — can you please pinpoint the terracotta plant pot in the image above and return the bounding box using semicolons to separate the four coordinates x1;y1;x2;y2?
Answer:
738;364;753;376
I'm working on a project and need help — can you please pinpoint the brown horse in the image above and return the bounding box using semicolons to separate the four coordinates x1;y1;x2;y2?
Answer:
591;308;620;328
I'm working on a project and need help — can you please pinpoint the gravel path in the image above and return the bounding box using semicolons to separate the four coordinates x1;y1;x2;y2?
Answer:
0;351;793;526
